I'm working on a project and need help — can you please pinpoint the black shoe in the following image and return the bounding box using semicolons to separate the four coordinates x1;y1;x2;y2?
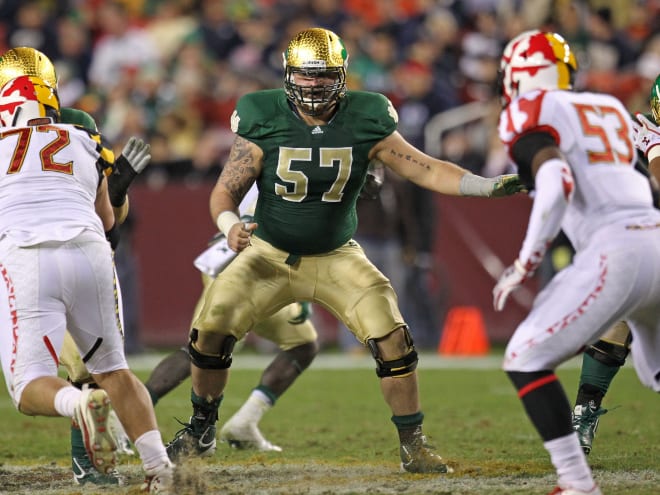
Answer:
166;417;216;460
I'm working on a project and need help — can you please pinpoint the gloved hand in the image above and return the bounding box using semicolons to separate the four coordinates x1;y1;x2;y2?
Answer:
493;259;532;311
107;136;151;207
491;174;527;197
288;302;312;325
121;136;151;173
633;113;660;160
359;160;385;200
460;173;526;197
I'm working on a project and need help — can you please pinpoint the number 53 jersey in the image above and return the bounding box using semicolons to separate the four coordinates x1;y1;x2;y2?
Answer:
498;89;659;252
0;123;112;246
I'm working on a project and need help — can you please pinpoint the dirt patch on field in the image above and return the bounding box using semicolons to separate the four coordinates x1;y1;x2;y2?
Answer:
0;462;658;495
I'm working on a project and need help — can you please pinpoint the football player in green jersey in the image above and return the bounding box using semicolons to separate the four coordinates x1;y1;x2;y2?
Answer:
146;172;383;453
146;190;318;453
0;46;152;486
571;74;660;455
165;27;523;473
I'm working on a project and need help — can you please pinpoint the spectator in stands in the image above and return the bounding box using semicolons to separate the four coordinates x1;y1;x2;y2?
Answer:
87;1;160;92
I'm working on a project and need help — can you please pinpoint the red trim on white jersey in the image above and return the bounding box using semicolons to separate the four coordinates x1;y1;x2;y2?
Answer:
501;90;561;162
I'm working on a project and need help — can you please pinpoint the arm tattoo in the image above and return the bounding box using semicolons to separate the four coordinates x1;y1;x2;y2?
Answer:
220;136;260;204
387;148;431;170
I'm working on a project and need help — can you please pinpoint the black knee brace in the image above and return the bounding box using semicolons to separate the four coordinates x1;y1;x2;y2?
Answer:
188;329;237;370
586;337;631;367
367;326;418;378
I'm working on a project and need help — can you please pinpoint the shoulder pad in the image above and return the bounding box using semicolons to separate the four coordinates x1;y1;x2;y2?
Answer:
60;107;98;131
233;89;283;138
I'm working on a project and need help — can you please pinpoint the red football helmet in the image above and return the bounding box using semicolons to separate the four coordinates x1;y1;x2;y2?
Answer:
499;30;577;106
0;75;60;127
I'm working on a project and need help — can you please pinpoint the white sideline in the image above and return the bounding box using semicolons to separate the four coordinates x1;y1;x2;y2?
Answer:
126;351;590;372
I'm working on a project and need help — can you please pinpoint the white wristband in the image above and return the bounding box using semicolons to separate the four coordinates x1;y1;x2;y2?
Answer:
216;211;241;235
459;173;493;197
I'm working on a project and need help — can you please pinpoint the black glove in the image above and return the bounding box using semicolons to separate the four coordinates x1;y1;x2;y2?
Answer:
108;137;151;207
359;160;384;200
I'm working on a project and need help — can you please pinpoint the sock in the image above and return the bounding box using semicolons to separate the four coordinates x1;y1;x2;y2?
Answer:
392;412;424;444
508;370;573;441
576;353;619;407
544;433;596;491
134;430;170;472
575;384;605;409
54;386;81;417
391;411;424;429
254;385;277;406
233;390;272;424
70;422;88;464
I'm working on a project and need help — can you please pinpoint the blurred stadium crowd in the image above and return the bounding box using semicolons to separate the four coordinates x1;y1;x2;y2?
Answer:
0;0;658;182
1;0;657;352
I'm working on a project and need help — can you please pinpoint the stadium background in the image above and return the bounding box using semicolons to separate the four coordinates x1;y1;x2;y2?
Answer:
1;0;658;349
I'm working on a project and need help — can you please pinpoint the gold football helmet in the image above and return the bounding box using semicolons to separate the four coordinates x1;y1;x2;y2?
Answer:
0;47;58;90
283;27;348;116
0;75;60;127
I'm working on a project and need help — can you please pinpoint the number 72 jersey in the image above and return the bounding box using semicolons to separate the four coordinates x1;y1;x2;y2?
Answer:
0;123;112;246
498;88;655;251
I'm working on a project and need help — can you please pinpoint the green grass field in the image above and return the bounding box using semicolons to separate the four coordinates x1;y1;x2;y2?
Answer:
0;351;657;494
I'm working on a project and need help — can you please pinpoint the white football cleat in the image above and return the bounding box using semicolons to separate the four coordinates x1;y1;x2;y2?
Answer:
73;388;117;475
219;416;282;452
142;460;175;494
548;485;603;495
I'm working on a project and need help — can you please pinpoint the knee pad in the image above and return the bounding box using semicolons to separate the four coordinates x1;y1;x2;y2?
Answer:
367;326;418;378
188;329;237;370
586;336;631;367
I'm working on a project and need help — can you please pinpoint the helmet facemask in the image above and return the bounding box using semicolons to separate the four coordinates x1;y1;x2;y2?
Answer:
283;28;348;116
284;66;346;116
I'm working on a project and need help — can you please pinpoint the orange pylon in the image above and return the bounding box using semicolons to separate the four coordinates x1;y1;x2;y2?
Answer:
438;306;490;356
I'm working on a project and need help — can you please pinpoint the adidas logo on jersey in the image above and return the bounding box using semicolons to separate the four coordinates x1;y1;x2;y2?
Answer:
311;126;323;135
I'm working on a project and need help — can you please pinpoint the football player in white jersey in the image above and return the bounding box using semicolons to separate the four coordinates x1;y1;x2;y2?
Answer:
0;46;152;486
570;74;660;456
0;75;174;494
492;31;660;495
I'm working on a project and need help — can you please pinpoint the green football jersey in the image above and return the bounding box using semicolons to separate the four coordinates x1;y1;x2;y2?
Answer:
60;107;97;131
233;89;397;255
